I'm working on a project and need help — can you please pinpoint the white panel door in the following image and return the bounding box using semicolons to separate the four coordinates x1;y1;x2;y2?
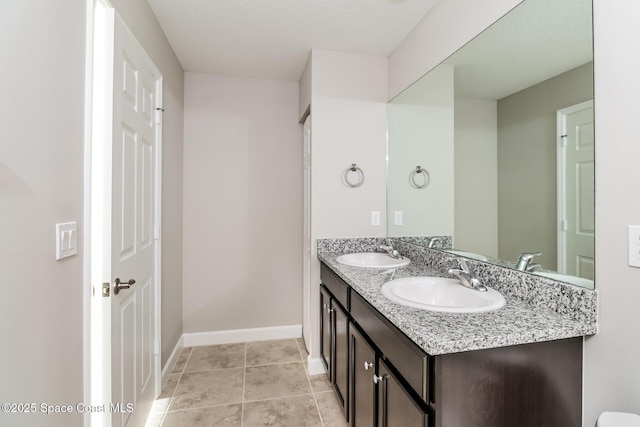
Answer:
558;101;594;279
109;11;161;427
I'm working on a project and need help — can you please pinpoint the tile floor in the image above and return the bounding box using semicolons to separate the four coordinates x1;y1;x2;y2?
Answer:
145;338;349;426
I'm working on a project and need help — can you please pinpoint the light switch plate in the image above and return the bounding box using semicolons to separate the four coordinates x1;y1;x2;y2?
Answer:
56;222;78;260
628;225;640;268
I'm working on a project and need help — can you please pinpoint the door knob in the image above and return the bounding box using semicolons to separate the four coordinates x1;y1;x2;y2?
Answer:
364;361;374;370
114;278;136;295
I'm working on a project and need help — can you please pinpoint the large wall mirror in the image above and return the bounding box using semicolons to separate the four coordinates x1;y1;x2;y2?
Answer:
387;0;594;289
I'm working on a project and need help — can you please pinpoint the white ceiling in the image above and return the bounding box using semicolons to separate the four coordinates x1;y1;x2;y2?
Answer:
147;0;439;82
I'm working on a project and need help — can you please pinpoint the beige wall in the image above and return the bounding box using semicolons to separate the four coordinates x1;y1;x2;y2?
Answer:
454;98;499;257
182;73;302;333
497;62;593;269
298;55;312;122
306;50;388;361
0;2;86;425
0;1;183;425
585;0;640;422
310;50;388;239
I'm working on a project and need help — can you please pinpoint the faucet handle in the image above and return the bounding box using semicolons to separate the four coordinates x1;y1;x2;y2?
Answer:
519;252;542;261
449;256;472;273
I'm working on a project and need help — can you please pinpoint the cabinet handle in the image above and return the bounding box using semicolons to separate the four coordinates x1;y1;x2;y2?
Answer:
364;361;374;370
373;374;385;384
323;303;334;313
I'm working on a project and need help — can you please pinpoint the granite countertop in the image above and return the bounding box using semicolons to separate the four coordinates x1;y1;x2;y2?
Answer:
318;252;597;356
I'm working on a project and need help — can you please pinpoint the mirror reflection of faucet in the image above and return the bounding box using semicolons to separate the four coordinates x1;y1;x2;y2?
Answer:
426;236;442;248
516;252;542;271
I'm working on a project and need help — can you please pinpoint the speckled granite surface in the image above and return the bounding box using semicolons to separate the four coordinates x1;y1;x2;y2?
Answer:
317;238;598;356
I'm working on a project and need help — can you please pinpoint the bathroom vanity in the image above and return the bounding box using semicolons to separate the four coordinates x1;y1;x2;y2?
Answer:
317;239;597;427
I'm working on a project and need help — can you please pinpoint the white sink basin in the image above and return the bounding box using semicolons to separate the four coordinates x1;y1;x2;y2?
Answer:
336;252;410;269
381;276;505;313
444;250;489;262
532;271;594;289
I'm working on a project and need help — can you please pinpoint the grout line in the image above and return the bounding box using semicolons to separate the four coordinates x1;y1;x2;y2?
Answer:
244;391;319;405
162;348;192;421
180;347;193;374
296;337;327;426
300;348;325;427
245;360;306;369
163;400;244;414
181;365;245;375
295;337;310;376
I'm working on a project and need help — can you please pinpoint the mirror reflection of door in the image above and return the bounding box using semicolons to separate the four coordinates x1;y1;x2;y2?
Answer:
557;100;594;279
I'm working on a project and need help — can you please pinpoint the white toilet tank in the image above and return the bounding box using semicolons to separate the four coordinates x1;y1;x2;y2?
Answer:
597;412;640;427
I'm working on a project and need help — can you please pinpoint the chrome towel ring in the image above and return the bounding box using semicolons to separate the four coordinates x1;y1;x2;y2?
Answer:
410;165;430;188
344;163;364;187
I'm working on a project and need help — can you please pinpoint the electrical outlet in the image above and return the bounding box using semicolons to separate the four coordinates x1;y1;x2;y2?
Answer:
628;225;640;267
371;211;380;226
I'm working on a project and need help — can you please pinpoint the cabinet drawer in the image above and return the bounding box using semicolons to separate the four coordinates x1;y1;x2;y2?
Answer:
351;290;429;403
321;263;349;309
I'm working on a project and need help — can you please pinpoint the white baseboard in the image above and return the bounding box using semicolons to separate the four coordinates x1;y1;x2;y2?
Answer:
307;356;326;376
161;334;184;389
183;324;302;347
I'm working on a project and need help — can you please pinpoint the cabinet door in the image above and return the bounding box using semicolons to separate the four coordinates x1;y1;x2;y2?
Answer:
350;325;376;427
377;360;429;427
333;300;349;418
320;286;331;371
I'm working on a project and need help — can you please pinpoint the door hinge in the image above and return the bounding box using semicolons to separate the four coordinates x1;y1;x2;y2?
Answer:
154;339;160;356
154;224;161;240
560;219;568;232
560;134;568;148
155;107;164;125
102;282;111;298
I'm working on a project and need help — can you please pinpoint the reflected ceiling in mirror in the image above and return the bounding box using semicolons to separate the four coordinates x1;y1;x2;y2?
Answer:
387;0;594;289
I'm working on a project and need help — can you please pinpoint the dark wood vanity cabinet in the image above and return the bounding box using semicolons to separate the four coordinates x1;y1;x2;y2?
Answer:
333;301;349;416
350;325;428;427
349;325;377;426
432;337;583;427
320;262;582;427
320;286;332;369
320;266;350;419
321;264;428;426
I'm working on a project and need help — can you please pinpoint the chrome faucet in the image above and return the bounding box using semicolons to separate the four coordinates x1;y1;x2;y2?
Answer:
516;252;542;271
526;263;542;272
380;240;402;259
448;257;487;292
426;236;442;248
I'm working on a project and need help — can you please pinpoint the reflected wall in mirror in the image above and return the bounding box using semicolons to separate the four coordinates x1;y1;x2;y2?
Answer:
387;0;594;288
